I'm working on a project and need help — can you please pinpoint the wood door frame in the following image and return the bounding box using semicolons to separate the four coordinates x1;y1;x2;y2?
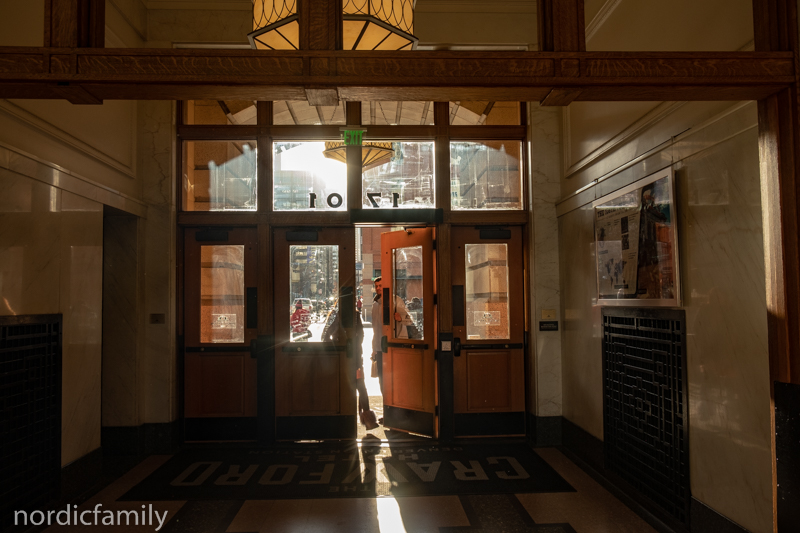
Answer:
381;227;438;437
182;227;259;441
450;226;526;437
272;226;358;440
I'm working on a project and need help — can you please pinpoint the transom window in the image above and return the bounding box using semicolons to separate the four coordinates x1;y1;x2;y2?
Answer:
177;101;526;218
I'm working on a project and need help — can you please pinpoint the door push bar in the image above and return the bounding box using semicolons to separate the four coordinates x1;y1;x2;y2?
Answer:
453;338;523;356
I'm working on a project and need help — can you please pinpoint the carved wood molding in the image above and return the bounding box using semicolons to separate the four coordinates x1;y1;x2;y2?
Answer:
0;48;793;102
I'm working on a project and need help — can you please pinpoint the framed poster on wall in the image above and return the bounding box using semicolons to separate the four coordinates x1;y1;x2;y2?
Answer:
593;167;681;306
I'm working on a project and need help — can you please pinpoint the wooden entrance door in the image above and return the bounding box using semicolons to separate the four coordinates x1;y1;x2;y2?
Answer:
183;227;259;441
380;227;437;437
451;226;525;436
273;227;357;440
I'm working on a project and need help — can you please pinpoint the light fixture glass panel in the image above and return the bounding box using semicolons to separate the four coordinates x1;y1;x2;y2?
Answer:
343;0;414;34
450;141;523;210
182;140;257;211
362;141;434;208
252;19;299;50
251;1;299;50
273;142;347;211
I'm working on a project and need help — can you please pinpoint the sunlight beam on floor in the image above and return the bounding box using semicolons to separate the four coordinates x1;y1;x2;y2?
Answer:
376;497;406;533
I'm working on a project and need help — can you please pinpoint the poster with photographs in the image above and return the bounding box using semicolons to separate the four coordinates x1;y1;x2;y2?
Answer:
593;168;680;306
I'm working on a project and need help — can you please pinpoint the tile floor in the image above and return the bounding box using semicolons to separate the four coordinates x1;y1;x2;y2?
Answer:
30;447;656;533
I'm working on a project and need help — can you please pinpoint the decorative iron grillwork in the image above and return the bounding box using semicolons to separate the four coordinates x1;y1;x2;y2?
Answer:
0;315;62;531
602;307;689;525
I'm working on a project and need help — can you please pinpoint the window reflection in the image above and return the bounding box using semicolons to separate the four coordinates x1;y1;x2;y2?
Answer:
393;246;423;340
362;142;434;208
274;142;348;211
183;141;257;211
450;141;522;210
200;245;245;343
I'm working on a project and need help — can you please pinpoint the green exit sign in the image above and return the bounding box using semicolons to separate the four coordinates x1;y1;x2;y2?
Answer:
342;129;365;146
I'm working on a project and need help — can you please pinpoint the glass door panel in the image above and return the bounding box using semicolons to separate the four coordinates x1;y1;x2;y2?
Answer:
392;246;424;340
465;243;510;340
288;245;339;342
200;245;246;343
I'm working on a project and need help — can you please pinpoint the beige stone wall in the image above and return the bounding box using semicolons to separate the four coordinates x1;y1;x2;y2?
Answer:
558;102;773;533
0;169;103;467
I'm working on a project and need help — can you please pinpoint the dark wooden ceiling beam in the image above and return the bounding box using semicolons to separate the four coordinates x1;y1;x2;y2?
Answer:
537;0;584;105
0;48;792;102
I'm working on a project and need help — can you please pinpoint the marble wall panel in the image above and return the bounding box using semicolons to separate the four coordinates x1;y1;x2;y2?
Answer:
0;170;61;316
139;99;178;424
139;101;174;208
529;104;564;417
60;193;103;465
676;128;771;533
102;215;141;427
558;204;604;439
144;205;177;423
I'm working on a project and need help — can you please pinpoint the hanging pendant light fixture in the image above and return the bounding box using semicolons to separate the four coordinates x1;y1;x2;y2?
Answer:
249;1;417;51
342;0;417;51
322;141;394;171
249;1;299;50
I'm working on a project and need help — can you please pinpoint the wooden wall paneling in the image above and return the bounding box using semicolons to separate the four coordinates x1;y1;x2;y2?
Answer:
346;101;363;213
434;102;451;220
258;132;273;335
753;0;800;528
257;134;272;216
754;0;800;385
267;125;343;139
257;101;273;126
177;126;261;140
758;91;800;386
522;221;534;414
437;224;452;334
258;224;272;334
177;213;259;226
449;211;529;225
268;212;352;226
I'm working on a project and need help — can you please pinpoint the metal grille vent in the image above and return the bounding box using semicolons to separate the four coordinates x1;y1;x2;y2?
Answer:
1;315;62;531
602;308;689;525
